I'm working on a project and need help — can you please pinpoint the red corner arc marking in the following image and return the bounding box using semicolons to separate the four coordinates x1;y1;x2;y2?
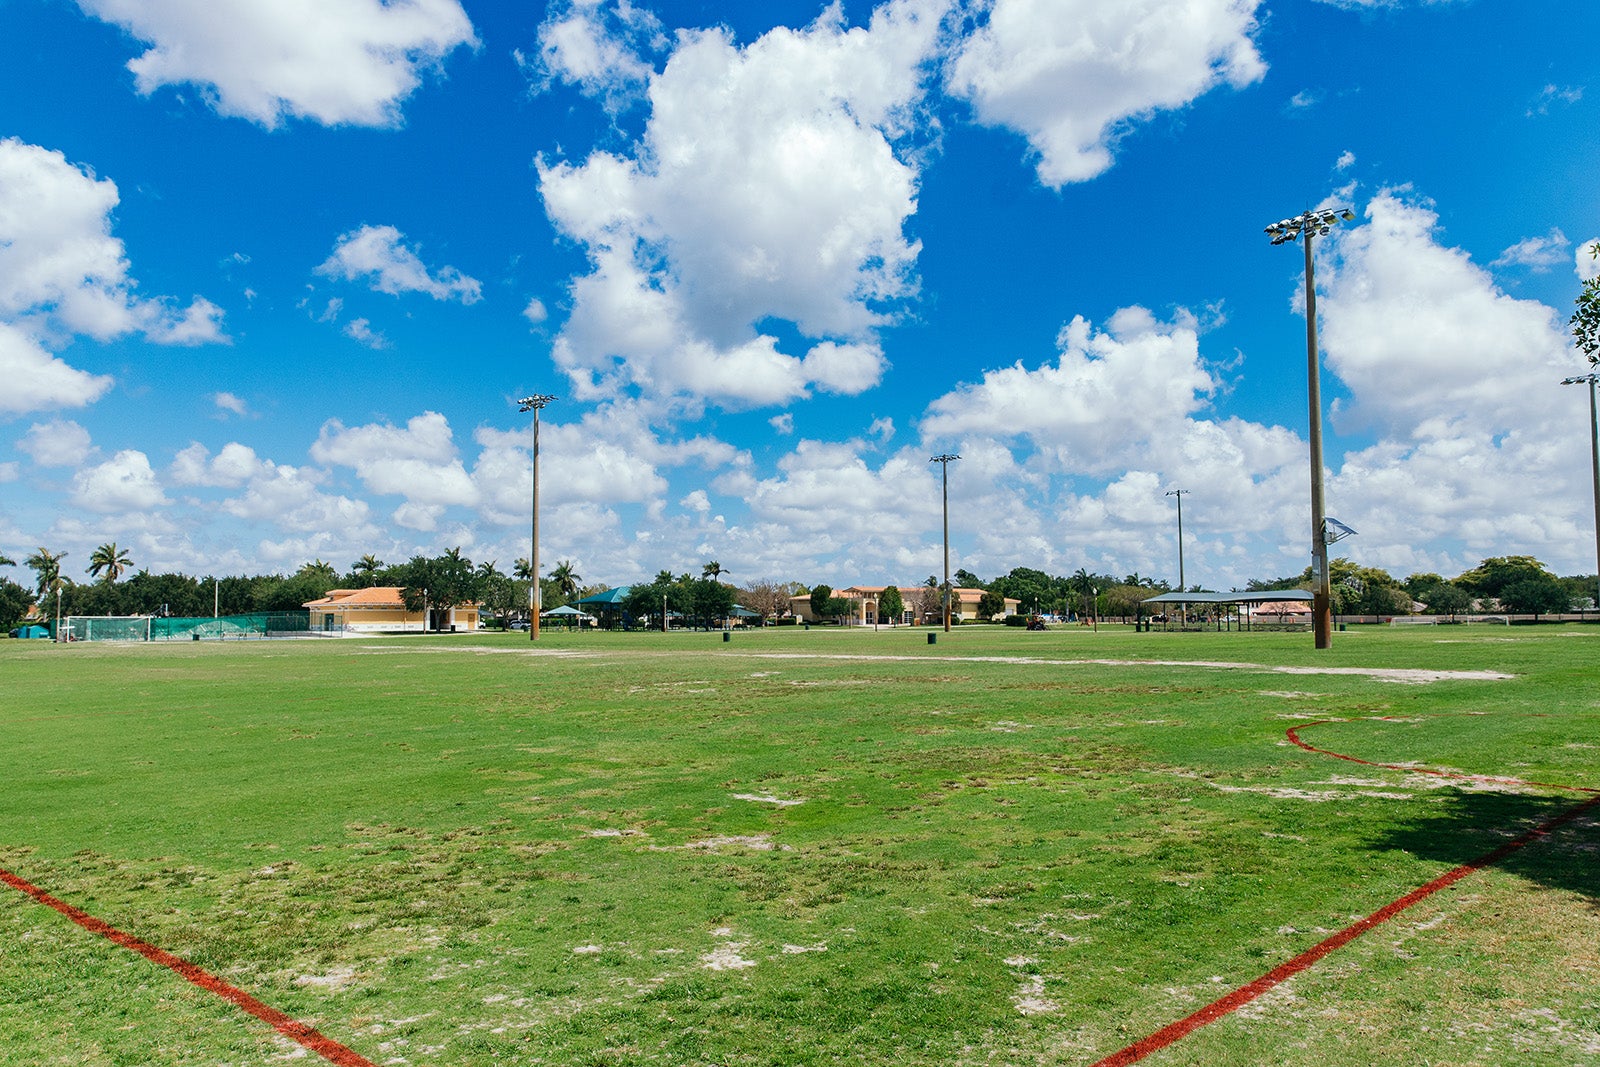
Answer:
1086;720;1600;1067
0;867;375;1067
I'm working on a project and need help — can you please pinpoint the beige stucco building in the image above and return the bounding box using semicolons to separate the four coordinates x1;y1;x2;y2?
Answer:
303;587;480;633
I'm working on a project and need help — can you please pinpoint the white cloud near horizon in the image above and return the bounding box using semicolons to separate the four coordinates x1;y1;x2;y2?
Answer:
539;0;949;408
946;0;1267;187
316;225;483;303
76;0;478;128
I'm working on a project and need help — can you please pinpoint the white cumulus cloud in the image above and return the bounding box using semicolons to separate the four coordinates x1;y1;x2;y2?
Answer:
540;0;948;408
312;411;479;507
316;224;483;303
77;0;478;128
1318;190;1574;437
17;419;94;468
69;449;170;513
947;0;1267;187
0;137;226;346
534;0;663;108
0;323;114;415
921;306;1219;473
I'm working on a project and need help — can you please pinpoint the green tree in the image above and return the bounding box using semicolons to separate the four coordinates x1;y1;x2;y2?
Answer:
976;589;1005;620
1419;580;1473;621
349;554;385;587
550;560;581;604
400;551;479;627
702;561;726;581
88;542;132;584
807;583;833;622
1499;577;1570;617
122;571;206;616
24;548;67;598
689;577;736;629
1404;572;1445;599
1574;241;1600;364
1103;583;1152;621
0;577;32;630
1455;556;1555;603
878;585;903;626
954;568;984;589
0;552;14;567
820;595;852;623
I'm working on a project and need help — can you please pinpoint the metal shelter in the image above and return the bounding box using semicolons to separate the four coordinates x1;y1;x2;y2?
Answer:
1138;590;1314;631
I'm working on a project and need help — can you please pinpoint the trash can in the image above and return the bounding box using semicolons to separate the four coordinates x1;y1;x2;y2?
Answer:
928;632;937;645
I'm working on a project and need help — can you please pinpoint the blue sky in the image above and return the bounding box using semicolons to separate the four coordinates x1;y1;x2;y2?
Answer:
2;0;1598;593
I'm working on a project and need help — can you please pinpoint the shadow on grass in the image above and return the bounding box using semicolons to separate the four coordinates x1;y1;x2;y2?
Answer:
1372;789;1600;904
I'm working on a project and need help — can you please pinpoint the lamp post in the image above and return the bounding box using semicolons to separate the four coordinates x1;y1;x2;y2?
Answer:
930;453;960;632
1561;373;1600;613
519;393;557;642
1266;206;1354;650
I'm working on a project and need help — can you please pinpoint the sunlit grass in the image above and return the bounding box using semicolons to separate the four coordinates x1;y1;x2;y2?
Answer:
2;624;1597;1065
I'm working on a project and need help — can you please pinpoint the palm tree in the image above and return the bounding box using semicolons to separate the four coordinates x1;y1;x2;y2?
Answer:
0;553;14;567
476;559;503;581
512;558;534;581
551;560;581;601
88;542;132;584
353;553;383;574
702;561;726;582
25;548;66;597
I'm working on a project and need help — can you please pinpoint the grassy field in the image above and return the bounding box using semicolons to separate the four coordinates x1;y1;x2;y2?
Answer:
1;624;1597;1066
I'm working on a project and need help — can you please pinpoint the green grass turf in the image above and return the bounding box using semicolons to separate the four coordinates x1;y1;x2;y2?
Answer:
1;624;1597;1066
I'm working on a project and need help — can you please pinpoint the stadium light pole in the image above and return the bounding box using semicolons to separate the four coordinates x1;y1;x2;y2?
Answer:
930;453;960;632
1561;373;1600;612
519;394;557;643
1266;206;1354;650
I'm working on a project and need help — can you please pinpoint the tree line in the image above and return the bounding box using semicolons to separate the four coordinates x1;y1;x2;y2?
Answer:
3;544;1593;635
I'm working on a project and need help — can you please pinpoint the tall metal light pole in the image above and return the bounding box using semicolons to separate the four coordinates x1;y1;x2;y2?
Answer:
1562;373;1600;612
1166;488;1188;626
1165;488;1189;591
519;394;557;642
1266;206;1354;650
930;453;959;632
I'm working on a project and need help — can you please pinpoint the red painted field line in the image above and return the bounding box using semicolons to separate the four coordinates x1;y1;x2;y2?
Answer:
1288;719;1600;796
1086;721;1600;1067
0;866;375;1067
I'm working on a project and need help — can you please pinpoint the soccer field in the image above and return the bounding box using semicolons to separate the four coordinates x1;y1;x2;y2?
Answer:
2;625;1596;1066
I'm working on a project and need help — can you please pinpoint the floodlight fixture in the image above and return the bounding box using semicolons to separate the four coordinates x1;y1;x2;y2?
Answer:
1561;373;1600;612
930;453;960;632
1266;204;1355;648
520;393;558;641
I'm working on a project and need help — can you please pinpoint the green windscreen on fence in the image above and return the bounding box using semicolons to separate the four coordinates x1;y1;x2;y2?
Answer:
65;613;318;641
149;613;315;640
